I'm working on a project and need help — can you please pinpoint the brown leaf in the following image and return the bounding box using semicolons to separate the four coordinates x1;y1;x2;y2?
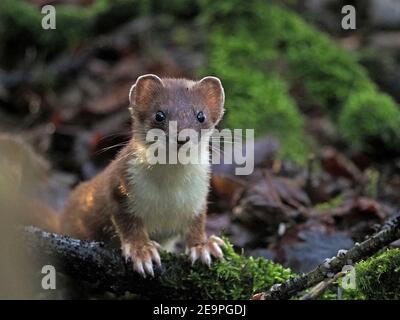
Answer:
320;147;363;183
232;170;310;232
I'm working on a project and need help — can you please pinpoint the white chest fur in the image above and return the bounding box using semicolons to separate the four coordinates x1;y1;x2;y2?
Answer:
126;158;210;242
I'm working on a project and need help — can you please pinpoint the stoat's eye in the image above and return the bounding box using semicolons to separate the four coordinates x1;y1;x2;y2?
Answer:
155;111;166;122
196;111;206;123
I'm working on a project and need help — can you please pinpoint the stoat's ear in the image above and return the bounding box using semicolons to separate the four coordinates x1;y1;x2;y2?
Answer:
129;74;163;111
195;76;225;123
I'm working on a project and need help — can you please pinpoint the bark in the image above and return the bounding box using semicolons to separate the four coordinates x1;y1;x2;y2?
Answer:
22;226;196;299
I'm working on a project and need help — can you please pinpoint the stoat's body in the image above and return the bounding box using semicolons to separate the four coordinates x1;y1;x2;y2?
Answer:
61;75;226;277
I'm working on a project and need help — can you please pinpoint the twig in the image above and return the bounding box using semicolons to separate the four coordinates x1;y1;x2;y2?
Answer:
300;271;344;300
254;213;400;300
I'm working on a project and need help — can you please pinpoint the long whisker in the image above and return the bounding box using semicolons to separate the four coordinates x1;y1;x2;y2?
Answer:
94;141;130;155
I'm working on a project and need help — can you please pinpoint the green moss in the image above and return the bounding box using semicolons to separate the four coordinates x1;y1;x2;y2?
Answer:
321;249;400;300
338;91;400;153
321;285;366;300
314;194;344;212
340;288;366;300
355;249;400;300
158;240;294;299
200;0;400;157
233;1;374;113
202;6;309;163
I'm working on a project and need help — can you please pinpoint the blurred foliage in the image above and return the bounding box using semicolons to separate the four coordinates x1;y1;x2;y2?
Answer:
1;0;400;159
0;0;142;66
365;168;380;199
314;194;344;212
356;248;400;299
204;26;308;162
199;0;400;159
339;91;400;154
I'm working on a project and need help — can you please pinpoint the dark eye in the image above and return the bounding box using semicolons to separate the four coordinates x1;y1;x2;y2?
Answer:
196;111;206;123
155;111;166;122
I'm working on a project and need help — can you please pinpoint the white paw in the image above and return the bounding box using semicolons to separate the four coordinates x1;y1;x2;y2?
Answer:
187;236;226;267
122;240;161;278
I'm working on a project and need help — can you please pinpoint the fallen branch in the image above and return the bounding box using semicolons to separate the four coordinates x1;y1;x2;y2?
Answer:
254;213;400;300
21;226;291;299
22;226;197;299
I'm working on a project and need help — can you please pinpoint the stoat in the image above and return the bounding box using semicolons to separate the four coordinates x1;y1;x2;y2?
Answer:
61;74;226;277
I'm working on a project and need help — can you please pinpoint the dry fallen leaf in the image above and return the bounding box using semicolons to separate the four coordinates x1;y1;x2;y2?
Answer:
320;147;363;183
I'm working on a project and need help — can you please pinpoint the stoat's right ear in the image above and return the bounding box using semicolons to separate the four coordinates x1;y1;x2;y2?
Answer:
129;74;163;113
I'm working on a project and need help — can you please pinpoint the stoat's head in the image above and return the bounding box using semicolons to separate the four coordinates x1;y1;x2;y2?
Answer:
128;74;225;149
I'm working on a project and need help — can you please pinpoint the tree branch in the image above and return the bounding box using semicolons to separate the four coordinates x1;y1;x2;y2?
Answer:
21;226;291;299
254;213;400;300
22;226;197;298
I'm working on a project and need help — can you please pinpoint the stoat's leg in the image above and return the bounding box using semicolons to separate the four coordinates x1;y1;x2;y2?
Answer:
112;212;161;278
185;213;226;266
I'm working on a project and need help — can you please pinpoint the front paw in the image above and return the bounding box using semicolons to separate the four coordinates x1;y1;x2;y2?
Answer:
187;235;226;267
122;240;161;278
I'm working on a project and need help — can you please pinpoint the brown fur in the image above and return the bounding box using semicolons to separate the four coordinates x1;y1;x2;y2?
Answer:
185;212;207;248
61;144;132;241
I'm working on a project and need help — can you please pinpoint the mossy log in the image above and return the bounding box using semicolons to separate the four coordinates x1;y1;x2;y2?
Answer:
22;227;292;300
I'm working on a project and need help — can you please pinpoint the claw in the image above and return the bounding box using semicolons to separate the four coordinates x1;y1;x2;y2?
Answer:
143;259;154;277
122;243;131;261
201;248;211;267
190;247;199;265
211;235;225;247
151;247;161;266
151;241;161;249
133;260;146;278
210;241;223;259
